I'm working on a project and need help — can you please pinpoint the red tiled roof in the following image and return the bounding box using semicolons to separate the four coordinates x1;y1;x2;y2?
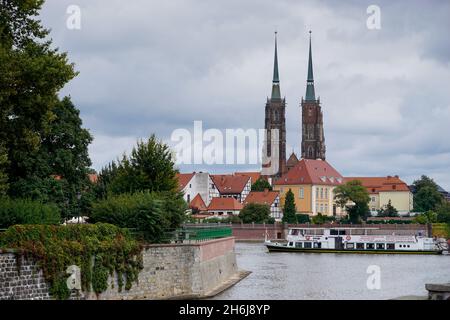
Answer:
286;152;299;167
235;172;261;185
189;193;207;211
210;174;250;194
274;159;344;186
88;174;98;184
207;197;243;211
244;190;279;207
176;173;194;191
344;176;410;193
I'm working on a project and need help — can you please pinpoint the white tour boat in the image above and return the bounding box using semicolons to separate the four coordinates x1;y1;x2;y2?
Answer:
265;227;445;255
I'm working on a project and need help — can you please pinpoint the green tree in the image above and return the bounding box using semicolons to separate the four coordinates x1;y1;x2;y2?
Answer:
282;189;297;223
8;98;93;219
251;178;272;192
106;135;178;195
412;175;443;212
413;186;443;212
239;203;271;223
0;0;94;219
436;202;450;224
413;210;437;224
334;180;370;223
377;200;399;217
0;144;8;196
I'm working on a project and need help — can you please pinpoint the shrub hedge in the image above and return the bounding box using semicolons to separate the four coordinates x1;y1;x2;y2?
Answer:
0;197;61;228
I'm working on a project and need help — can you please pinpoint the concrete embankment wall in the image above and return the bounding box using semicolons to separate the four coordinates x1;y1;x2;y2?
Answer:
0;237;238;300
230;223;431;241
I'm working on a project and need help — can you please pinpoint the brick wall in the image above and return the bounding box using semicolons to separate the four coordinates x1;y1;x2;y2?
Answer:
230;223;431;241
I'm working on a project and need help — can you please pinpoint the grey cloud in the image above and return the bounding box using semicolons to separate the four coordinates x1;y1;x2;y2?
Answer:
40;0;450;189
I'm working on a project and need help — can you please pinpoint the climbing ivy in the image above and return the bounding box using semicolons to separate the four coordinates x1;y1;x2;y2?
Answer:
0;223;143;299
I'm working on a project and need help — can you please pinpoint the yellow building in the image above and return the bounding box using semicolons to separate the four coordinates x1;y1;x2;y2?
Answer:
345;176;413;215
273;159;345;217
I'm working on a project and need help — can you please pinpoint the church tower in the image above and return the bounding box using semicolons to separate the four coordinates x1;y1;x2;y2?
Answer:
301;31;326;160
264;32;287;177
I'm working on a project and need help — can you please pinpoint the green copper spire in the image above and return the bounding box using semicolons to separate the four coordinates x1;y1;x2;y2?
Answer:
305;30;316;101
273;32;279;84
271;31;281;100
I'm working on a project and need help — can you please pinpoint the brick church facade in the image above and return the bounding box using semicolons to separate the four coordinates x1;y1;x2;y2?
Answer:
264;31;326;179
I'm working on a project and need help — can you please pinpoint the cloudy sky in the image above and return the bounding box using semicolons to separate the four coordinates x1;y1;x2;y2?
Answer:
40;0;450;189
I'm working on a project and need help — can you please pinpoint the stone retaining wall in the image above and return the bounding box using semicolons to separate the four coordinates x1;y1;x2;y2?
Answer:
0;237;238;300
0;252;50;300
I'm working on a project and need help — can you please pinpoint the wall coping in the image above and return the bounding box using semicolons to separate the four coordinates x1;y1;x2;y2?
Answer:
142;236;235;249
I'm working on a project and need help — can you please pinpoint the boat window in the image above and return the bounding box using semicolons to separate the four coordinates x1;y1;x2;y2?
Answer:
295;242;302;248
339;230;346;235
346;243;355;249
290;229;299;235
376;243;385;250
366;243;375;250
330;229;338;235
304;242;312;249
289;242;294;247
356;243;364;250
313;242;322;249
407;245;410;248
387;243;395;250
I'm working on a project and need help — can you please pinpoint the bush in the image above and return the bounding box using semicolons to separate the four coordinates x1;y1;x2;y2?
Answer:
90;191;186;243
0;197;61;228
239;203;271;223
296;214;310;223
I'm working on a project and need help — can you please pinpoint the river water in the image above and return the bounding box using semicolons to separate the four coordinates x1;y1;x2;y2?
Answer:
214;242;450;300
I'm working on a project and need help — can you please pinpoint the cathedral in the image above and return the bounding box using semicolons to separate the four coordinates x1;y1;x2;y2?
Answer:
264;31;326;178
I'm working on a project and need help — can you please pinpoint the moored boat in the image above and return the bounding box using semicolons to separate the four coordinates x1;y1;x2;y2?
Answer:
265;227;446;255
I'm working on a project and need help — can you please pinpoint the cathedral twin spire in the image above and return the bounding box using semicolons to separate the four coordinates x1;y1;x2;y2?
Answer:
271;32;281;100
269;31;316;101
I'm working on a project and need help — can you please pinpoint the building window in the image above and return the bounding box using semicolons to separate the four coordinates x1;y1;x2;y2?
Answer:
320;188;323;199
320;204;323;213
325;188;328;199
371;197;376;202
299;188;304;199
189;184;192;188
316;188;319;199
324;204;328;214
315;203;319;213
227;211;233;215
187;194;190;203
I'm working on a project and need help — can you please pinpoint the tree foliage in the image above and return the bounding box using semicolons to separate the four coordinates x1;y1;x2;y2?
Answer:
334;180;370;223
251;178;272;192
90;191;187;243
377;200;399;217
436;202;450;224
1;0;93;218
282;189;297;223
412;176;443;212
0;197;61;228
102;135;178;195
0;144;8;196
239;203;271;223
